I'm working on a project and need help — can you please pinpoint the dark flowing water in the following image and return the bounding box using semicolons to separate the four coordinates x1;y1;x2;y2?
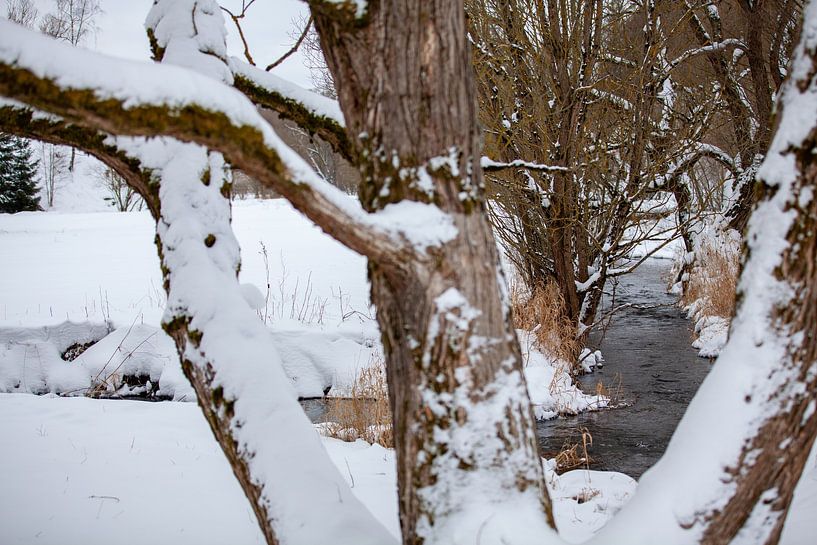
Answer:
536;260;712;478
302;260;712;480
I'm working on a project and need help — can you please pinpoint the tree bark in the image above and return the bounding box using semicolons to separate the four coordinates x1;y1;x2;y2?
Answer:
310;2;555;542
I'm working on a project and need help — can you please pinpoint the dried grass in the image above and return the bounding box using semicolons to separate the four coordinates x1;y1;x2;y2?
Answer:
550;427;594;473
683;239;740;319
593;372;626;407
510;279;579;364
322;357;393;448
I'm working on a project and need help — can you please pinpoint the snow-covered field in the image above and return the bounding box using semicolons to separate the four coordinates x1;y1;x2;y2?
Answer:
2;393;814;544
0;393;636;545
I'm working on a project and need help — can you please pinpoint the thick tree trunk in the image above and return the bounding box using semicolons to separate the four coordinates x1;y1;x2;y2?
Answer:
310;1;555;543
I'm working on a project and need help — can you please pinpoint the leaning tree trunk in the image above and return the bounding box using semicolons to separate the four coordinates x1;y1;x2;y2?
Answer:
310;2;555;543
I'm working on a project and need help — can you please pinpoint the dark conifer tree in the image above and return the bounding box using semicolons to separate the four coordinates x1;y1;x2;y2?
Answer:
0;133;40;213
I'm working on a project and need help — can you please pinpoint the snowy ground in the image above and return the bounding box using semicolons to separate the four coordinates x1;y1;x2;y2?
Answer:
0;393;635;545
1;393;814;544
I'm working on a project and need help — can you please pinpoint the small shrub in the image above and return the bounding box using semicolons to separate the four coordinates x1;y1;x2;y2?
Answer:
321;357;393;448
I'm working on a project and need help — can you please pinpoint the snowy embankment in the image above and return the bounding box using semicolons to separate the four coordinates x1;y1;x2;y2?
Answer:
0;200;598;416
676;222;742;358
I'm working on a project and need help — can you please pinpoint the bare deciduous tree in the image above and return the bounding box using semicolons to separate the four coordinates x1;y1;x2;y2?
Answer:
97;165;144;212
39;0;101;45
5;0;38;27
39;0;102;172
39;142;66;208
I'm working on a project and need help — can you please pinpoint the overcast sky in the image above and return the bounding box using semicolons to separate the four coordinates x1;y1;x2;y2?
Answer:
20;0;313;87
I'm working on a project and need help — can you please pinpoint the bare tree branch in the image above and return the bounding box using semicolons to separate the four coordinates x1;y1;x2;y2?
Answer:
266;16;313;71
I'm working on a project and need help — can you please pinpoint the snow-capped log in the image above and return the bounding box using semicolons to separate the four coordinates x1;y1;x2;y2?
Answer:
593;4;817;544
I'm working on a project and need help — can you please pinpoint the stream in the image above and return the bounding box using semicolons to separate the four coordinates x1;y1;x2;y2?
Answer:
536;259;712;478
302;259;712;480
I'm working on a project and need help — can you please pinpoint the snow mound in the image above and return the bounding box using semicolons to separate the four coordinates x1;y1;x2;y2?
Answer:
0;319;384;400
545;461;637;544
690;314;729;358
520;331;608;420
0;322;109;395
270;324;381;398
0;322;192;400
72;323;191;400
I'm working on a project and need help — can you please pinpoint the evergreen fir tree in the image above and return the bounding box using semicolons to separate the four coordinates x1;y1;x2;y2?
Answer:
0;133;40;213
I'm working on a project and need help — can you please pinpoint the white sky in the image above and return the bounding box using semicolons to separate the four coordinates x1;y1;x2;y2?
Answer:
22;0;313;87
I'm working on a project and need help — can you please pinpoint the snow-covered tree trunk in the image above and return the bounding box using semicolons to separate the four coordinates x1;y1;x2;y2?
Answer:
309;2;555;542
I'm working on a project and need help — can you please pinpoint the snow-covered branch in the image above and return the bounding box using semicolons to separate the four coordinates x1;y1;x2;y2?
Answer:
480;156;569;173
588;88;634;112
146;1;353;162
228;58;355;162
0;102;159;216
668;38;746;72
0;18;406;263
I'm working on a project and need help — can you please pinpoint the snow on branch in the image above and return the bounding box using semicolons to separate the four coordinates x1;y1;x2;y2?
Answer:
652;141;740;190
480;156;569;173
145;0;233;84
668;38;746;72
0;102;159;215
0;18;416;262
588;88;634;112
228;58;355;162
145;0;352;161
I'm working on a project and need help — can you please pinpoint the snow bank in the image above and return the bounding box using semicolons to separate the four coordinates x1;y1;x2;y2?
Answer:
0;322;108;394
520;331;608;420
0;322;192;400
676;221;741;358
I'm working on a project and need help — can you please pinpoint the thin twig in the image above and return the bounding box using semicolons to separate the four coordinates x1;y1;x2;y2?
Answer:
266;16;313;71
220;1;258;66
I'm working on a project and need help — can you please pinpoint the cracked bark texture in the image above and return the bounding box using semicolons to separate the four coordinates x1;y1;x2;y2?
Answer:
310;1;554;542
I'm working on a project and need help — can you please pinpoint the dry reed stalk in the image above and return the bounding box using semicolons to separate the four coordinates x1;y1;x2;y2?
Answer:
510;278;579;365
322;357;393;448
683;239;740;319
